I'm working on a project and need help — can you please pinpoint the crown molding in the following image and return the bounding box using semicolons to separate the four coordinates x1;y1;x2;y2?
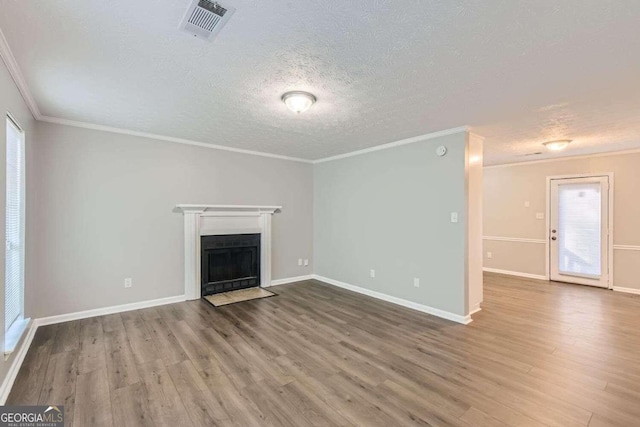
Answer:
0;27;41;120
40;117;470;165
0;24;313;164
39;115;314;163
2;22;640;167
484;148;640;169
468;131;485;141
312;126;470;164
3;24;470;165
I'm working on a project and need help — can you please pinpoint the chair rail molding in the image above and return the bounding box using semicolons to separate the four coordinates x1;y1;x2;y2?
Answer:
175;205;281;300
483;236;546;244
613;245;640;251
483;237;640;251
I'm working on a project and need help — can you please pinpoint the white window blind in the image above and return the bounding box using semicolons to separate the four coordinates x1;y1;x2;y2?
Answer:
5;115;25;334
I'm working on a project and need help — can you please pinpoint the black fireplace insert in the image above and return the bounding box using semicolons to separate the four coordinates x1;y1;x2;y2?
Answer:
201;234;260;295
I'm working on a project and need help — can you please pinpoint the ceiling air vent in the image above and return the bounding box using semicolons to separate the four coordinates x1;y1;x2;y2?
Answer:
179;0;235;41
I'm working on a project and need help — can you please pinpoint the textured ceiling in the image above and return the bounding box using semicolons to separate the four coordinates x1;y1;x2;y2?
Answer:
1;0;639;164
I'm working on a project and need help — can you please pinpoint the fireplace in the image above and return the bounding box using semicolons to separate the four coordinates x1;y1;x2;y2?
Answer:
201;234;261;295
176;205;279;300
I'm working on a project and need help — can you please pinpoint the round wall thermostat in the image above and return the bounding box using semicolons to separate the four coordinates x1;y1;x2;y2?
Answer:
436;146;447;156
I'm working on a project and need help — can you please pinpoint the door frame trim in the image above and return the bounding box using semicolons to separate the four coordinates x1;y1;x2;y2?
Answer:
545;173;614;289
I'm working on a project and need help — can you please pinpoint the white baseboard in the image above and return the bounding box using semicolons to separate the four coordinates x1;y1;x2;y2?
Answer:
311;275;471;324
485;269;639;294
613;286;640;295
35;294;186;327
0;320;38;404
483;267;547;281
469;303;482;315
270;275;314;286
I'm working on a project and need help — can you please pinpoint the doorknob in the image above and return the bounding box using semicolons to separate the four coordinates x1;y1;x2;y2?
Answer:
551;229;557;233
551;236;557;241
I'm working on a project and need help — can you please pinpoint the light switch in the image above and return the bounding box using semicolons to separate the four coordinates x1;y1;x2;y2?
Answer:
536;212;545;220
524;201;530;208
487;252;493;259
450;212;458;223
370;269;376;278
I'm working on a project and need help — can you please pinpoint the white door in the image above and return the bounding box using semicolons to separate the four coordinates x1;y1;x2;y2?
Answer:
549;176;609;288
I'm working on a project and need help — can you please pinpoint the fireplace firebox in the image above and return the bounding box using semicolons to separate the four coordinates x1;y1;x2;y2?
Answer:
201;234;261;295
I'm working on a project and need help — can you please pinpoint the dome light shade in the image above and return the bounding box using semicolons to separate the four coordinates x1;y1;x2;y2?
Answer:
542;139;572;151
282;91;316;113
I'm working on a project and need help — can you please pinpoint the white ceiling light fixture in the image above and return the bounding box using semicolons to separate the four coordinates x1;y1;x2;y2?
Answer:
542;139;572;151
282;91;316;114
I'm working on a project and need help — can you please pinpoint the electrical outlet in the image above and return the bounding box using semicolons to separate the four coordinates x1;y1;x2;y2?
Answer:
487;252;493;259
304;259;309;266
124;278;132;288
536;212;545;220
450;212;458;223
370;269;376;278
413;278;420;288
298;258;303;266
524;201;530;208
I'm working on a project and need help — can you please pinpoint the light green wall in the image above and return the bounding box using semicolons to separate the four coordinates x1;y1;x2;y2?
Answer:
314;132;469;316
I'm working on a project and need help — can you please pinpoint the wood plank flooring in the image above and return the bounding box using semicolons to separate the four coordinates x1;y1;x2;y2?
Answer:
9;273;640;426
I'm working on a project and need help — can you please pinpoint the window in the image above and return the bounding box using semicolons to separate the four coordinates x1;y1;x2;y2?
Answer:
5;114;28;354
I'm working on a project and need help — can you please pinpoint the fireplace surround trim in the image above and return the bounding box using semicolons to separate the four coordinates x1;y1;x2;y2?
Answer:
176;205;281;300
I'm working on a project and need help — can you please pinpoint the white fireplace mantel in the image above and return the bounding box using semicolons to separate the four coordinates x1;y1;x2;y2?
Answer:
176;204;281;300
176;204;281;214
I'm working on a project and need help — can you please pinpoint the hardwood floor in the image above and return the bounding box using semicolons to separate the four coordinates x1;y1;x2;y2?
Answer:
9;273;640;426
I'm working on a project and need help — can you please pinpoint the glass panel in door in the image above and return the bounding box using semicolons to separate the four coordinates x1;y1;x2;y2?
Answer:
557;182;602;277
